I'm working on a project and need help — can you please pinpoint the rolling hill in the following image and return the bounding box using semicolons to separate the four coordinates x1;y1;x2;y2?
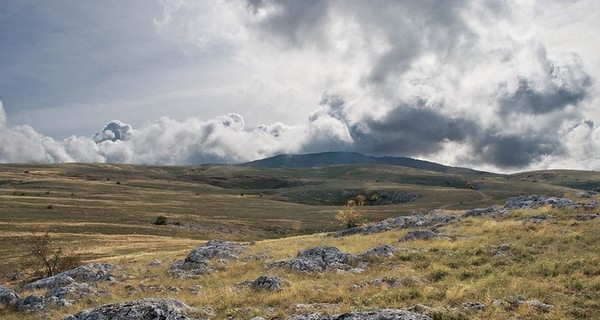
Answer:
240;151;480;174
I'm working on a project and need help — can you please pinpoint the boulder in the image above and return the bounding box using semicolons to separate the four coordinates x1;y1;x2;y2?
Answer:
288;309;432;320
249;275;283;292
64;298;199;320
169;240;245;278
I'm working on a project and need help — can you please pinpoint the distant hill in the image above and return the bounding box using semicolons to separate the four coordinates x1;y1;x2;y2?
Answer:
240;151;481;174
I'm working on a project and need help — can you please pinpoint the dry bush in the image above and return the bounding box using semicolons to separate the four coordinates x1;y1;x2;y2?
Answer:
21;232;81;279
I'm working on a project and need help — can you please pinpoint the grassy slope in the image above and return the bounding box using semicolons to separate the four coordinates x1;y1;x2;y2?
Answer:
2;206;599;319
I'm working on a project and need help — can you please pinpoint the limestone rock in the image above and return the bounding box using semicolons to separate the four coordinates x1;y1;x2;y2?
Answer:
400;230;438;241
0;284;19;306
288;308;432;320
64;298;199;320
169;240;244;278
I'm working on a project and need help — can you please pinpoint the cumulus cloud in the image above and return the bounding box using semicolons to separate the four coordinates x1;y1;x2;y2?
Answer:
93;120;135;143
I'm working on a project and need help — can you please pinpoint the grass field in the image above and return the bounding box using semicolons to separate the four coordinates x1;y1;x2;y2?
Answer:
1;163;599;319
1;163;596;275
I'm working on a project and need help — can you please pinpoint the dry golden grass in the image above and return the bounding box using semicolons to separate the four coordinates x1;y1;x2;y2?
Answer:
2;204;598;319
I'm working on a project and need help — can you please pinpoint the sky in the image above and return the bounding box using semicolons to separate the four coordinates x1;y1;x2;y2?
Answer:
1;0;599;172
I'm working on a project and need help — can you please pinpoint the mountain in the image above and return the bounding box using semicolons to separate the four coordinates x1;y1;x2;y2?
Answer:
240;151;481;174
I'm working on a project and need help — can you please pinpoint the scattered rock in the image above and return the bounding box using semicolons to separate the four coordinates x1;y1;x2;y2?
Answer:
0;284;19;306
353;276;423;290
268;244;398;272
576;191;597;198
504;195;549;209
147;259;162;268
169;240;245;278
13;263;120;312
333;211;459;237
504;195;586;210
463;206;508;217
15;294;47;312
400;230;438;241
268;246;351;272
289;309;432;320
248;275;283;292
574;213;599;221
461;301;486;310
522;214;555;223
64;298;199;320
189;285;202;295
358;244;396;259
524;299;552;312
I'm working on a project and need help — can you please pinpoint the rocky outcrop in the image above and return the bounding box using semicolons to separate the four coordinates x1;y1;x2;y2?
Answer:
64;298;199;320
504;195;594;210
268;244;397;272
23;263;119;291
169;240;245;278
14;263;120;312
288;309;432;320
268;246;352;272
334;211;459;237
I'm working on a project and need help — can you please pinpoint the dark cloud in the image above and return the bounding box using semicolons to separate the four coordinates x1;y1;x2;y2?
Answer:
472;132;563;168
499;77;591;116
356;100;477;155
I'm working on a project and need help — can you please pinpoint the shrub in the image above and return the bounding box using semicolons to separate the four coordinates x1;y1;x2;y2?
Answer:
335;201;363;229
21;232;81;279
154;215;168;225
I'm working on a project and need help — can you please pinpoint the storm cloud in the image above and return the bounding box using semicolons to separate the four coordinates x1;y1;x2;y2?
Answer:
1;1;599;172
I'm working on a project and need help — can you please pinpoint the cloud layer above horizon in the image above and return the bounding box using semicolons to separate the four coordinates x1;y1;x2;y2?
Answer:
1;0;600;172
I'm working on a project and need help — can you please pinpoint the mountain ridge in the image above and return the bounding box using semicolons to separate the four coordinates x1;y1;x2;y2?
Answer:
240;151;482;174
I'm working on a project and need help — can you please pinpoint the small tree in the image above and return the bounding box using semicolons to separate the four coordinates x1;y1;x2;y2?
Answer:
335;200;363;229
21;232;81;279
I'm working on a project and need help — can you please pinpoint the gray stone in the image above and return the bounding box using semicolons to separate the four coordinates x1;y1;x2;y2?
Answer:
0;284;19;306
15;294;47;312
169;240;244;278
522;214;555;223
461;301;486;310
23;263;120;291
64;298;199;320
249;275;283;292
576;191;597;198
334;211;459;237
288;309;432;320
463;206;508;217
575;213;599;221
400;230;438;241
524;299;552;312
358;244;396;259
